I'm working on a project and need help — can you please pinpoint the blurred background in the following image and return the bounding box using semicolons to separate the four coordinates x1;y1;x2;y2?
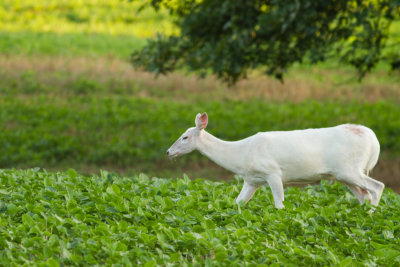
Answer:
0;0;399;191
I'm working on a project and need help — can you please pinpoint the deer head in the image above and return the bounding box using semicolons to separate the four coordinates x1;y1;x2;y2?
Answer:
166;112;208;158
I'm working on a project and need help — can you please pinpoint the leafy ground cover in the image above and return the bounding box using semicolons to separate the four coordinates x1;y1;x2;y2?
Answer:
0;169;399;266
0;2;399;265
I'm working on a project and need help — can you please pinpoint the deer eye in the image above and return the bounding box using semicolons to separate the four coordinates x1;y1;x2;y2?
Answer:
182;136;188;140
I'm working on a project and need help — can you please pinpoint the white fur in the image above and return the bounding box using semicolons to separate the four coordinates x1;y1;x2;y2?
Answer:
167;113;385;209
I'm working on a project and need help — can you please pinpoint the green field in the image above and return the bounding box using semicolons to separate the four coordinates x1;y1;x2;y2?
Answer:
1;85;400;169
0;1;400;265
0;0;175;36
0;1;399;187
1;169;400;266
0;31;147;58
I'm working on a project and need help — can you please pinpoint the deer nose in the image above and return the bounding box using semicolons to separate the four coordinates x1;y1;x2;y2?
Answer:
166;150;170;156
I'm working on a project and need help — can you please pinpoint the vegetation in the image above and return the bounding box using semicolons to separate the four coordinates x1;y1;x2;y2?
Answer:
133;0;400;83
0;31;146;59
0;62;399;187
0;0;169;59
0;1;399;265
1;169;400;265
1;87;400;168
0;0;174;37
0;0;399;188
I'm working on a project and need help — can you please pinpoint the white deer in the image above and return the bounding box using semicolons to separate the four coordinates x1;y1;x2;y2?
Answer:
166;112;385;209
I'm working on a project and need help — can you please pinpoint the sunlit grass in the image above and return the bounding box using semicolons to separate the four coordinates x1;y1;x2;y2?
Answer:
0;31;146;59
0;0;176;37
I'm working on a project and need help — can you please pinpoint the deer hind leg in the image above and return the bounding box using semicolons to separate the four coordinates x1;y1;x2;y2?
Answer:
236;181;258;204
362;175;384;206
346;184;372;204
337;172;384;207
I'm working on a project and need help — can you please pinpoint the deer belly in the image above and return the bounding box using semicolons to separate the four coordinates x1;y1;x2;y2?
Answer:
283;173;335;186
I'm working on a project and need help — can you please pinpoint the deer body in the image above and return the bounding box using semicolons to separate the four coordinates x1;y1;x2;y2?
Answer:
167;113;385;209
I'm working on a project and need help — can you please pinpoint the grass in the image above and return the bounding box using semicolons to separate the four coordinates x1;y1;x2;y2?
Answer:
0;0;174;61
1;55;399;103
0;32;147;59
0;0;175;37
0;80;400;189
0;0;399;190
0;54;399;191
0;169;400;266
3;94;399;160
0;2;399;265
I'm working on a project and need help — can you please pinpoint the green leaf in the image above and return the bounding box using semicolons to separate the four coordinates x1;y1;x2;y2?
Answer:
339;256;354;267
374;248;400;260
22;214;36;227
144;260;157;267
21;238;34;248
106;184;121;195
46;258;60;267
6;203;18;215
214;246;228;261
48;235;60;248
383;230;394;240
0;189;9;195
115;242;128;252
242;209;253;220
67;168;77;179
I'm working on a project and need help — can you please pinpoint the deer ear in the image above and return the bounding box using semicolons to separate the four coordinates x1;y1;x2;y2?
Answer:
195;112;208;130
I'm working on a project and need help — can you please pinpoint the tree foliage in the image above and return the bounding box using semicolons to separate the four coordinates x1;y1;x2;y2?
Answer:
131;0;400;83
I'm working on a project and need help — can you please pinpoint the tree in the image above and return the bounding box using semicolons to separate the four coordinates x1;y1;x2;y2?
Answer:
131;0;400;83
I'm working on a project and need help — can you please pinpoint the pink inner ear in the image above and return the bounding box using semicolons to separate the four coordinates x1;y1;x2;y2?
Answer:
199;113;208;129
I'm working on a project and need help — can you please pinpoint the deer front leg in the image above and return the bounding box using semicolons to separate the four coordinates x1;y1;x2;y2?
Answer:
267;174;285;209
236;181;258;204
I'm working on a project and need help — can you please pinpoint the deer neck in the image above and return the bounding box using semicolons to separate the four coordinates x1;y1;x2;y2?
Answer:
196;130;245;173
